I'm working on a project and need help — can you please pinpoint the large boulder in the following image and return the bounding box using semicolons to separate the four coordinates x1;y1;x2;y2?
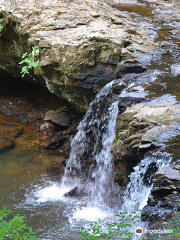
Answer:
141;164;180;222
113;94;180;185
0;0;155;112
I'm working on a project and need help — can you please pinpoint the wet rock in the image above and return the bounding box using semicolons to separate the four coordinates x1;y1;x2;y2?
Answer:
45;133;72;154
2;126;23;139
40;122;56;135
43;118;77;154
64;186;79;197
141;163;180;222
64;186;86;197
118;85;147;111
45;136;69;151
0;0;156;112
62;121;79;136
40;122;53;131
116;63;147;78
113;94;180;185
141;204;173;223
0;138;15;153
114;154;139;186
151;165;180;198
170;63;180;77
0;122;23;153
44;107;71;128
112;81;126;94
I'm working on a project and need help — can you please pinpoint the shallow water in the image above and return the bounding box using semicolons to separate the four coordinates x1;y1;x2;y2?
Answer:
115;4;154;19
0;113;71;239
0;112;119;239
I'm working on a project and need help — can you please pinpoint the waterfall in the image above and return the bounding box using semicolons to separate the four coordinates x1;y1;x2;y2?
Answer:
120;151;171;239
25;79;173;239
123;151;171;213
122;151;171;240
61;80;120;207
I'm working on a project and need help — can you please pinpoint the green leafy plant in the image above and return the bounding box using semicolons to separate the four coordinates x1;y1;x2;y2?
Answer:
114;130;123;144
78;211;141;240
0;205;38;240
116;139;123;144
165;211;180;239
19;46;41;77
0;24;3;37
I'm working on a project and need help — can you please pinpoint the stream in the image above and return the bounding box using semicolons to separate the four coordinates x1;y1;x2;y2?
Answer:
0;2;180;240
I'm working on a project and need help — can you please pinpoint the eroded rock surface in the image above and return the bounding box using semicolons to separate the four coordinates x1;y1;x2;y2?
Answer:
113;94;180;185
142;164;180;222
0;0;155;111
44;106;77;128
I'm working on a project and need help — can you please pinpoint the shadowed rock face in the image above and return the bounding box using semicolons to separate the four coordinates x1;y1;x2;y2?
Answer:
141;164;180;222
0;0;155;111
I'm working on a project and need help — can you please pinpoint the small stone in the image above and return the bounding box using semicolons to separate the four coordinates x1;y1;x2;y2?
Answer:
44;109;71;127
40;122;51;131
45;136;69;151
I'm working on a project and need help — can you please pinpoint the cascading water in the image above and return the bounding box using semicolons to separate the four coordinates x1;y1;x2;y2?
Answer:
24;81;173;238
25;80;122;224
122;151;172;239
123;151;172;212
61;80;120;207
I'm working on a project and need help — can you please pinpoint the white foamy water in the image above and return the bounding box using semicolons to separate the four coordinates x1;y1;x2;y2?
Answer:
31;184;73;203
73;207;110;221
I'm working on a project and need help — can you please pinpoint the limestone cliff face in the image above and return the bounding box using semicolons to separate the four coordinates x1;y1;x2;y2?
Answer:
0;0;155;111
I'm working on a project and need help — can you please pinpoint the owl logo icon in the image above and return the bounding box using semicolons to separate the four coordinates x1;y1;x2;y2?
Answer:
135;227;143;235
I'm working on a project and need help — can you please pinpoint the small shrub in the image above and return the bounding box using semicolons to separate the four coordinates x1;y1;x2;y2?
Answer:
78;211;141;240
19;46;41;77
0;205;38;240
